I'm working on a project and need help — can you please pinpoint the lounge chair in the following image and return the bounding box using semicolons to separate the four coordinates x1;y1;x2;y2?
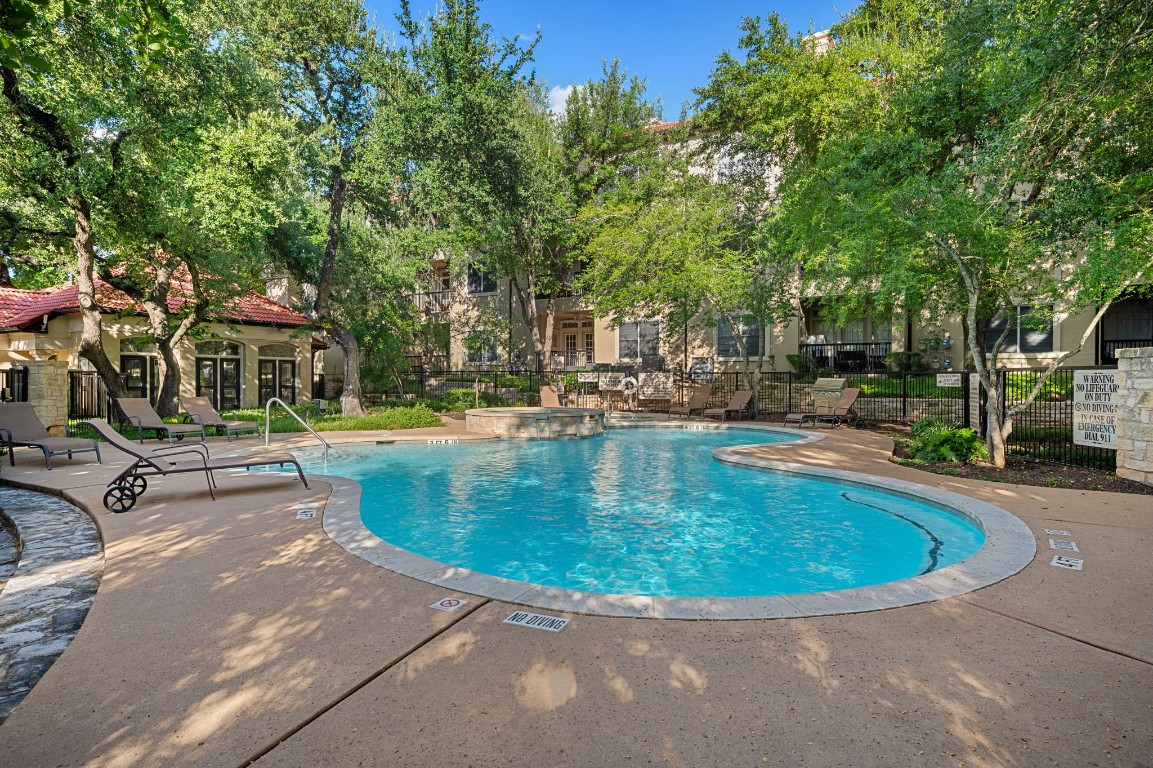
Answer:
115;397;206;444
540;385;562;408
181;396;261;441
703;390;753;422
815;387;862;427
668;387;711;419
84;418;309;513
0;402;102;469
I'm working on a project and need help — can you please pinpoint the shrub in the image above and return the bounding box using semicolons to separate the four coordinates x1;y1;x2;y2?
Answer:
903;418;988;463
885;351;930;372
425;387;509;412
232;404;443;433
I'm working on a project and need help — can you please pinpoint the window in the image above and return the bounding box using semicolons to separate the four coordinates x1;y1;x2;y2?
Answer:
465;334;500;364
717;316;761;358
985;305;1054;353
467;264;497;295
618;320;659;360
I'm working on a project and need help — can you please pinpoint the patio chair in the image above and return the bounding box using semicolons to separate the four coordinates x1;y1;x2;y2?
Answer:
0;402;102;470
702;390;753;422
668;386;711;419
83;418;309;513
181;396;261;441
115;398;207;445
815;387;862;427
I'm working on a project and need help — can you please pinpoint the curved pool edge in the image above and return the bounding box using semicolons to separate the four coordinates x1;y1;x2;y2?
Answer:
320;424;1035;620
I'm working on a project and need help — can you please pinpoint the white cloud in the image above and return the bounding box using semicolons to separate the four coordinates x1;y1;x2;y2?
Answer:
547;84;577;116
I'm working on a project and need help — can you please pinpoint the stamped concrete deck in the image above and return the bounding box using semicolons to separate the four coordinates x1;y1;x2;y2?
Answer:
0;422;1151;767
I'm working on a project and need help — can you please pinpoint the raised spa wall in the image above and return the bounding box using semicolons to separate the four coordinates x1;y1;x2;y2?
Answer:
465;407;606;439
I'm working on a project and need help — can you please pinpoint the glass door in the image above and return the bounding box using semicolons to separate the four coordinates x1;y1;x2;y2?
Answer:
196;358;218;407
120;355;158;402
259;359;297;405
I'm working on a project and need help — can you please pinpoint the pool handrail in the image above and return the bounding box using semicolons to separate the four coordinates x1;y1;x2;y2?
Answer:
265;397;329;462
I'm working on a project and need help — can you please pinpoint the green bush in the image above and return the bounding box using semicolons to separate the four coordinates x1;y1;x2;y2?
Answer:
231;404;443;433
902;418;988;463
425;387;510;413
885;351;930;372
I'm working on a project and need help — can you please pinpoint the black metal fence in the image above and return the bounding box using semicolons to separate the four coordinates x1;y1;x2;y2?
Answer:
0;366;29;402
68;370;112;428
998;367;1116;469
365;369;543;407
61;363;1113;469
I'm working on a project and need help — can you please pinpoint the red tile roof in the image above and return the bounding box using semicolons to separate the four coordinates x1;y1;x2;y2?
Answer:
0;278;311;332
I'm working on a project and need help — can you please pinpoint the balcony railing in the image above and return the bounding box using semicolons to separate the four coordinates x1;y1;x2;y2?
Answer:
550;350;596;369
1101;338;1153;364
410;289;452;315
797;341;893;372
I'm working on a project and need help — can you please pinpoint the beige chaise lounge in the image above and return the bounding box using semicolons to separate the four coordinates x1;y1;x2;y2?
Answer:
181;396;261;441
668;387;711;419
703;390;753;422
116;397;206;444
84;418;309;513
0;402;102;469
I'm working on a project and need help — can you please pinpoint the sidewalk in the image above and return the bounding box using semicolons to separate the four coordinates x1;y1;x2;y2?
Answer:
1;426;1150;767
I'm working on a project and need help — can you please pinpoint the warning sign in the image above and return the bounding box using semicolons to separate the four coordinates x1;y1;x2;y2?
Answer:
503;611;569;632
1072;370;1118;449
429;597;467;612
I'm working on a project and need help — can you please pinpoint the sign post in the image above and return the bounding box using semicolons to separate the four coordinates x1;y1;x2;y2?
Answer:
1072;370;1118;449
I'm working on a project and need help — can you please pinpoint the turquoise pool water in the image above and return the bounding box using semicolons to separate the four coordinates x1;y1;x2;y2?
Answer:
301;427;985;598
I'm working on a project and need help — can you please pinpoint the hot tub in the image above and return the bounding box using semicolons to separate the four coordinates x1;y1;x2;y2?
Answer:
465;407;606;439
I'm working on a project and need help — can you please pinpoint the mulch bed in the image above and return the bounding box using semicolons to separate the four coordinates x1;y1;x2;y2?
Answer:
881;428;1153;495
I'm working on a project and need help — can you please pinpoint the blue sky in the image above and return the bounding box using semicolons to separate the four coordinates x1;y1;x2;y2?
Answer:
365;1;860;121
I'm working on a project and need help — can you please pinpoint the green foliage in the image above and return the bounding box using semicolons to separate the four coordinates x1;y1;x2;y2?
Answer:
424;387;514;413
884;352;929;372
229;404;443;433
903;419;988;463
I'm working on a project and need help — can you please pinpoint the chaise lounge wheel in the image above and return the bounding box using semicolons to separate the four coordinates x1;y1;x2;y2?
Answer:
127;475;147;494
103;484;138;513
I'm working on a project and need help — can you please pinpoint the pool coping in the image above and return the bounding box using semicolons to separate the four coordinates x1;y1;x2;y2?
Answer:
320;424;1037;620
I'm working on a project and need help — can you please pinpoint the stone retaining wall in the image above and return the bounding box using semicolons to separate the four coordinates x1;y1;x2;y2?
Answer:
1116;347;1153;486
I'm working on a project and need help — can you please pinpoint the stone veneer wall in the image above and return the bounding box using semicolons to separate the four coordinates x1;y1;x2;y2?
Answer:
1116;347;1153;486
25;360;70;434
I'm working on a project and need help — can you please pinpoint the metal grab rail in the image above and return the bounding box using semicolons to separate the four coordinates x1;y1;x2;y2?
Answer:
265;397;329;462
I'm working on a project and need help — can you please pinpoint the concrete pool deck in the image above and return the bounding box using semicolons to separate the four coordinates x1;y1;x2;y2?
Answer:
0;423;1151;767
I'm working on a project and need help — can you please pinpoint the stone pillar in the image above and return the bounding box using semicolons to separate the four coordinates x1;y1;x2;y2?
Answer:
26;360;70;435
1116;347;1153;486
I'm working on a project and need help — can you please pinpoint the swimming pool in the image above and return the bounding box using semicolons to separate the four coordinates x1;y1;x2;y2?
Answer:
297;425;1032;617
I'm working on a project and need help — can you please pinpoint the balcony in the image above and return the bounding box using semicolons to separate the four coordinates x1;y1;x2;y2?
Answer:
550;350;596;369
410;289;452;315
797;341;893;372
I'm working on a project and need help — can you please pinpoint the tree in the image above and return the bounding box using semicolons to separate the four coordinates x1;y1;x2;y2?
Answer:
780;0;1153;466
250;0;387;416
578;160;794;403
0;1;157;400
371;0;539;367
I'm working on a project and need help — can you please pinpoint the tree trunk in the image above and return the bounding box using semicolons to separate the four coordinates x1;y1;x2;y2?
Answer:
511;273;547;371
313;168;365;416
985;379;1010;468
73;199;129;402
333;325;366;416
